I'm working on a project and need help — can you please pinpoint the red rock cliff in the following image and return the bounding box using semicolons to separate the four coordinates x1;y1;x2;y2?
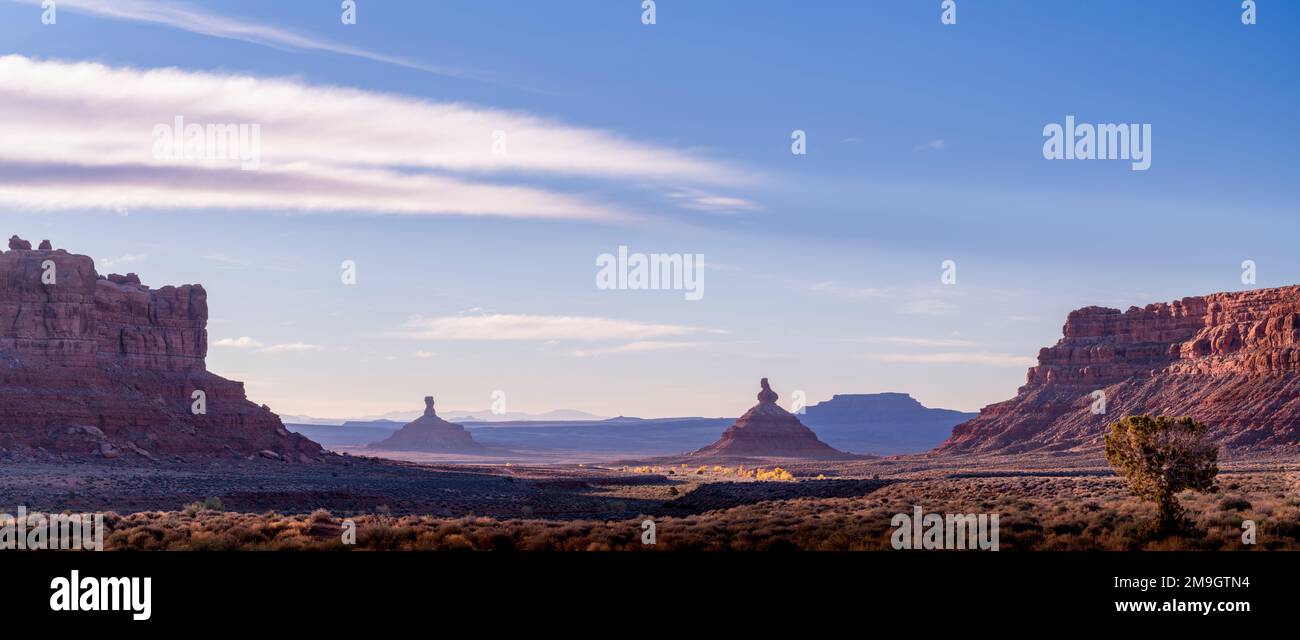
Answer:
0;236;325;462
940;285;1300;453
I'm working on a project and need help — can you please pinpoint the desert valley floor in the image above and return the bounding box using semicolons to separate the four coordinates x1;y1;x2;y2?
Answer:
9;450;1298;551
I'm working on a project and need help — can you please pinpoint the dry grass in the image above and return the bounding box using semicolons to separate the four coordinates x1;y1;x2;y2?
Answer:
97;470;1300;551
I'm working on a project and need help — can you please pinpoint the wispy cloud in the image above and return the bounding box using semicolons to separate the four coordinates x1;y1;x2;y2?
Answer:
97;253;148;269
665;188;761;213
400;314;724;342
848;336;975;348
898;298;954;315
213;336;263;349
863;352;1034;367
8;0;483;81
260;342;320;354
0;55;749;221
213;336;319;353
572;341;703;358
810;281;888;299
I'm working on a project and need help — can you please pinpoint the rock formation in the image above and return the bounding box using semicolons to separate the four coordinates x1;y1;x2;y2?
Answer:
369;396;486;453
0;236;325;462
689;379;855;460
940;285;1300;454
801;393;976;454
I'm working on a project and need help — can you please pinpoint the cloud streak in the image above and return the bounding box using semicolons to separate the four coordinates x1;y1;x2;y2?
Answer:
400;314;724;342
863;352;1034;367
9;0;482;80
572;341;704;358
0;55;750;221
848;336;975;347
213;336;320;353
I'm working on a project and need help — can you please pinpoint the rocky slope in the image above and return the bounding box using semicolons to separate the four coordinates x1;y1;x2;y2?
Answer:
689;379;856;460
940;285;1300;454
0;235;325;462
370;397;486;453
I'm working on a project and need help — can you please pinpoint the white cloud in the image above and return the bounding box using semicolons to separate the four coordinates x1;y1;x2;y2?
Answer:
412;350;436;358
213;337;319;353
863;352;1034;367
572;341;702;357
0;55;748;221
8;0;480;80
811;281;888;299
665;188;761;213
260;342;321;354
898;298;954;315
213;336;263;349
97;253;148;269
401;314;723;342
848;336;975;347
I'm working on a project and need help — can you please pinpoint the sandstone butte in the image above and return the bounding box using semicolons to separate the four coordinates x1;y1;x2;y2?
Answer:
0;235;325;463
689;378;857;460
940;285;1300;454
369;396;486;453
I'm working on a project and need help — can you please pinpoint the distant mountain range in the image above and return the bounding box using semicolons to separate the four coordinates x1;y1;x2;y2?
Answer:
285;392;974;457
800;393;976;454
281;408;608;425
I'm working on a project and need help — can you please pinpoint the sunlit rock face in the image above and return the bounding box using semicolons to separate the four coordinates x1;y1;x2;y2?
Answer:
0;236;325;463
689;379;855;460
941;286;1300;454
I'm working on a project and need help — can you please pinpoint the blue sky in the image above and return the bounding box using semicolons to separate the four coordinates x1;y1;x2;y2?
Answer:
1;1;1296;418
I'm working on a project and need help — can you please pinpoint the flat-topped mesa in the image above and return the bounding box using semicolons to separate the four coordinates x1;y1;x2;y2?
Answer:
940;285;1300;454
688;378;857;460
0;236;205;372
370;396;486;453
0;235;324;463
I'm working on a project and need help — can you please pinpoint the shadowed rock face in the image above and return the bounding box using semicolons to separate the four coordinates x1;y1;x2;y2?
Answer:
0;236;325;462
370;396;485;453
941;285;1300;454
689;379;855;460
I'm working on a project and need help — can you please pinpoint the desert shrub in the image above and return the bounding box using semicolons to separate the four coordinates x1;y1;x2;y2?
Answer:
1218;497;1252;511
186;497;225;515
1104;415;1219;535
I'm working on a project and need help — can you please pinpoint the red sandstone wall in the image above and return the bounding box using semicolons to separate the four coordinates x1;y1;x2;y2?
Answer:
941;285;1300;453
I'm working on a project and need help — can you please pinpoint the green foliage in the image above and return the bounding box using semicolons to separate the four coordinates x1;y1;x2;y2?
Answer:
182;496;226;515
1104;415;1219;534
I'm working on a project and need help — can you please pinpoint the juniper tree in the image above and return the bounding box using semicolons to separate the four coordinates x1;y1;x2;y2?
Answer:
1104;415;1219;534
